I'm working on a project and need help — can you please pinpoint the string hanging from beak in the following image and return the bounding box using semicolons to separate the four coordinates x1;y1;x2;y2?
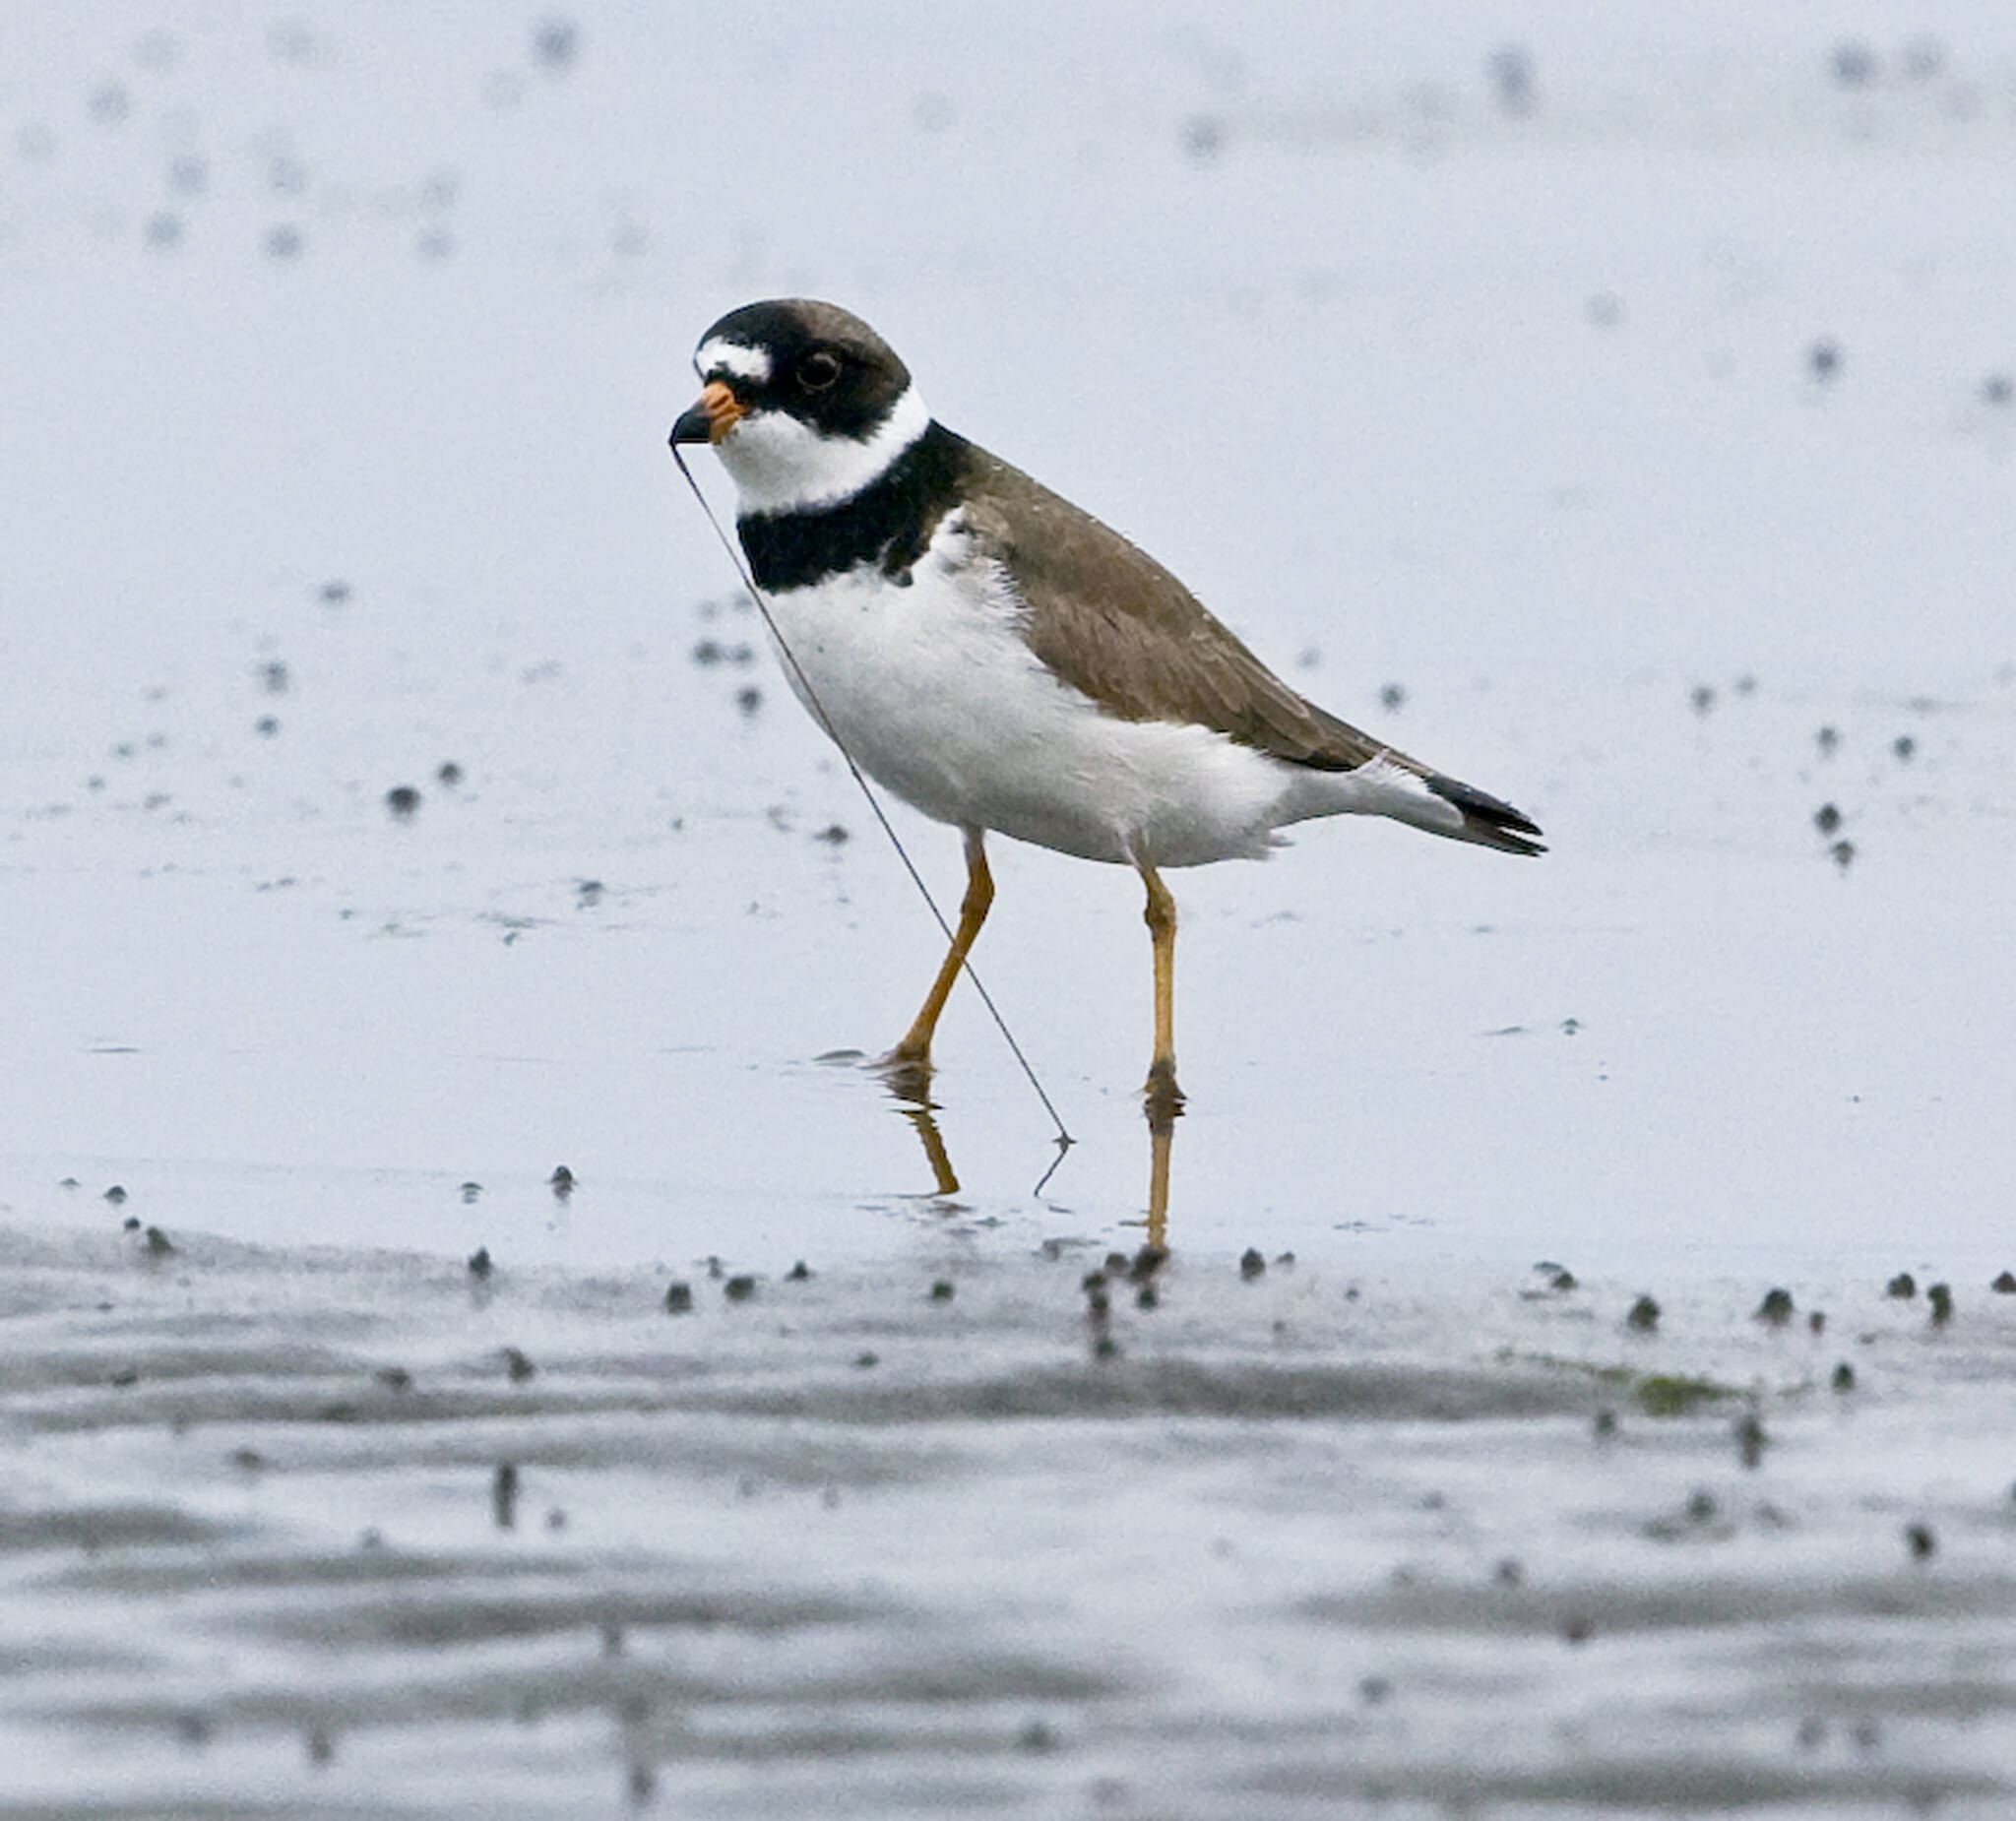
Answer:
669;437;1075;1161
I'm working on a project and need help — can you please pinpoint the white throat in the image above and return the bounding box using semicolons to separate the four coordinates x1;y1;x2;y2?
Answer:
716;384;932;516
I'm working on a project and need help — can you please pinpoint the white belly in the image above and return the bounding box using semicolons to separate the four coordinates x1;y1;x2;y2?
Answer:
758;524;1297;868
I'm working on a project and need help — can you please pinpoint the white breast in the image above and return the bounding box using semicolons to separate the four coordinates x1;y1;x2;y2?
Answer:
757;515;1306;868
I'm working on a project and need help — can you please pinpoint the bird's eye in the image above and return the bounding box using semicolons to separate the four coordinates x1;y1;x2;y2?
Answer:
798;350;842;393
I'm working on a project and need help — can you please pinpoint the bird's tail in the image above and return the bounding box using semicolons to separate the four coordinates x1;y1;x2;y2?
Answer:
1420;770;1546;855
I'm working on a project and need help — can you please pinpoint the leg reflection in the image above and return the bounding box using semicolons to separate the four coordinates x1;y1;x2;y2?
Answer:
1144;1076;1182;1249
879;1064;961;1197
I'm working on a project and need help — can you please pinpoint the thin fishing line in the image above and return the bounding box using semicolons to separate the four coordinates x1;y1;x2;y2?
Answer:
670;441;1074;1154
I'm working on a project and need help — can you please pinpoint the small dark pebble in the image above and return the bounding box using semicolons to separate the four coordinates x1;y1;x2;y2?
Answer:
1239;1248;1266;1280
627;1763;655;1805
1686;1488;1720;1523
1829;839;1856;871
548;1164;575;1198
1017;1720;1059;1753
1626;1293;1661;1333
122;1216;141;1232
374;1366;413;1392
319;579;350;603
785;1259;812;1282
468;1246;493;1279
385;785;420;820
1816;725;1840;755
229;1447;265;1471
692;638;724;666
1734;1411;1767;1469
1094;1335;1119;1359
1379;682;1407;712
735;685;763;716
109;1368;140;1389
437;761;464;785
1561;1615;1593;1645
1904;1521;1936;1561
532;18;579;68
492;1462;519;1529
1808;339;1842;380
812;823;850;846
1984;374;2013;407
1690;683;1715;716
1136;1285;1159;1310
1807;1309;1826;1334
1755;1287;1795;1326
1813;802;1842;835
1796;1716;1828;1751
1886;1272;1917;1299
928;1279;955;1301
1358;1675;1393;1706
306;1727;335;1766
1891;735;1916;761
1927;1282;1953;1325
1494;1557;1524;1587
460;1180;482;1204
145;1225;176;1257
1593;1409;1617;1438
576;880;603;907
1487;43;1536;115
1992;1271;2016;1294
503;1347;536;1382
662;1282;692;1314
706;1256;724;1280
1086;1287;1110;1318
1536;1260;1577;1291
1180;114;1225;159
1104;1251;1130;1275
1832;1361;1857;1392
255;716;280;736
104;1184;128;1205
723;1275;756;1302
852;1350;879;1368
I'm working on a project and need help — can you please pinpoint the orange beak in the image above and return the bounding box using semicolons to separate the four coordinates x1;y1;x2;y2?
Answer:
669;379;746;447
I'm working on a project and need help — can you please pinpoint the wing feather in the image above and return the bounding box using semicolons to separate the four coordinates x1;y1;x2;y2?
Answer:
955;440;1544;854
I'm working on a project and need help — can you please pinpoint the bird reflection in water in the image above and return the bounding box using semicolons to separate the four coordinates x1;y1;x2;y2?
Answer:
878;1061;1177;1249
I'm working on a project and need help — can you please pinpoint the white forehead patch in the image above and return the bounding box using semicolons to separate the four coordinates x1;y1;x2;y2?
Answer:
695;338;772;385
714;383;933;516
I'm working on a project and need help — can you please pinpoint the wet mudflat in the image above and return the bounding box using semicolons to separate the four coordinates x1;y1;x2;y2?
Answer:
5;1222;2016;1818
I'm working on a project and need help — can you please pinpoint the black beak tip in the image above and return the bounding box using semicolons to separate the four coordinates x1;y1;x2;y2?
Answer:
669;406;712;447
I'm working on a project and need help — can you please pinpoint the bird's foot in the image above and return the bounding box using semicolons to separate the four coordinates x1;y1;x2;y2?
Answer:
873;1043;936;1110
1143;1061;1185;1131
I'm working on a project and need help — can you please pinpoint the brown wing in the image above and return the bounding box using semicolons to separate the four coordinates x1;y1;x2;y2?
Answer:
955;440;1544;855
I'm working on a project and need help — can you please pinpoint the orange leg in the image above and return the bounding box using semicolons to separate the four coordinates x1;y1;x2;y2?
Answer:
1139;860;1185;1114
888;827;992;1072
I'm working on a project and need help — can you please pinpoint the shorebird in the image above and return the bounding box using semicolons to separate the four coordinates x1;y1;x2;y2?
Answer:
670;299;1543;1112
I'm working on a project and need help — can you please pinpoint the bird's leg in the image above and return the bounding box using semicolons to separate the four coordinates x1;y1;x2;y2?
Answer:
885;827;992;1091
1138;860;1185;1119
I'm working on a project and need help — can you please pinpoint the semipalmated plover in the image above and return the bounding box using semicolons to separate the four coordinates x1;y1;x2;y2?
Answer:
671;299;1543;1109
